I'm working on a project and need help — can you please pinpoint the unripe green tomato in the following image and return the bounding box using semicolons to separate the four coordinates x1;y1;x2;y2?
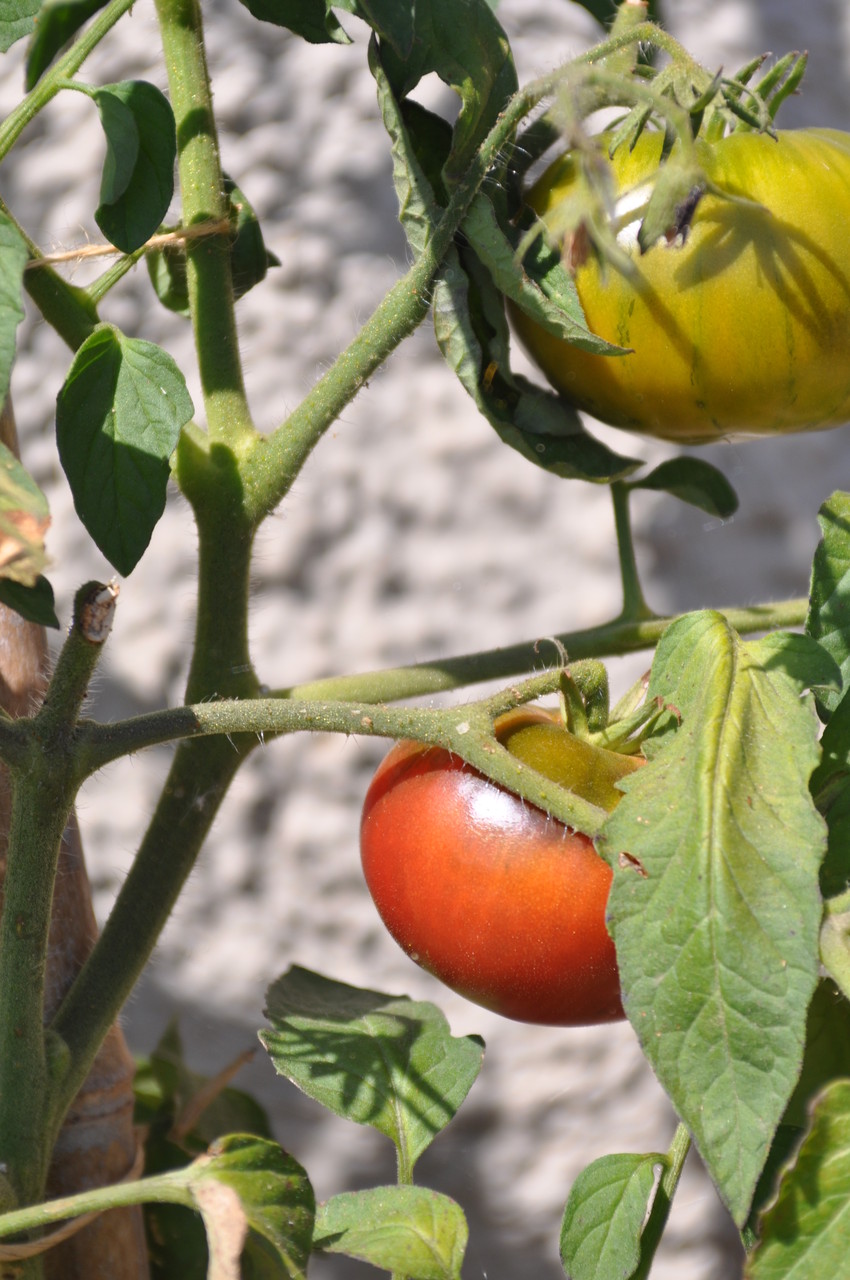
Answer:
360;707;643;1026
511;128;850;444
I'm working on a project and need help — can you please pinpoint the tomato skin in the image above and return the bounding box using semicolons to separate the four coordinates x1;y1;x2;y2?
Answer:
511;128;850;444
360;711;641;1026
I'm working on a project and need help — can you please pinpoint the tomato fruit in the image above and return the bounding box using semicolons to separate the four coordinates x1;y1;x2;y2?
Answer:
511;128;850;443
360;707;643;1026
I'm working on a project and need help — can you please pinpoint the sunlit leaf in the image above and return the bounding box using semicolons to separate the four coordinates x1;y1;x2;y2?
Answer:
314;1186;467;1280
601;613;834;1224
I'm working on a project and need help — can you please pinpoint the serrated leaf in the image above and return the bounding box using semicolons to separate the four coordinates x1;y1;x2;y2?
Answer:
24;0;107;84
314;1186;467;1280
631;457;738;518
463;193;623;355
433;241;639;483
0;215;30;407
807;491;850;717
745;1080;850;1279
260;966;483;1172
56;324;194;575
560;1152;664;1280
93;81;176;253
0;575;58;627
600;613;830;1225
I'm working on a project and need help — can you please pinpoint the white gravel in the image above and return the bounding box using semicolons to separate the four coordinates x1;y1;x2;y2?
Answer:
4;1;850;1275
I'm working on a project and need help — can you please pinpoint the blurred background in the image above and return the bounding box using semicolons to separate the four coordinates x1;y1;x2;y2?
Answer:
2;0;850;1274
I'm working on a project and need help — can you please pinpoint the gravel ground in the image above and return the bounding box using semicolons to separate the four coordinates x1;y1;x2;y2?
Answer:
4;1;850;1276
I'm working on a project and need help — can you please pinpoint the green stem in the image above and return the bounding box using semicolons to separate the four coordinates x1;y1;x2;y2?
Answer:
237;64;578;526
611;481;655;621
633;1124;692;1280
0;0;136;162
0;1168;195;1241
155;0;255;450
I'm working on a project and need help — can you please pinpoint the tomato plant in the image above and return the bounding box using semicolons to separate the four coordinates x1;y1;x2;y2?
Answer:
361;707;643;1026
512;127;850;443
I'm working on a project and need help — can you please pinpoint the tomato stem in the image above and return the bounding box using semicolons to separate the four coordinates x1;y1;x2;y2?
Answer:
611;482;656;623
633;1123;692;1279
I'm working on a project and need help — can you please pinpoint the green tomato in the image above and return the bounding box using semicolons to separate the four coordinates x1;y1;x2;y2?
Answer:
511;128;850;444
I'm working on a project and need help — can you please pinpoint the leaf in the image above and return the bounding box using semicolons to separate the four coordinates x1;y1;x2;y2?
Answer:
314;1186;467;1280
376;0;517;182
260;966;484;1172
809;690;850;898
0;0;39;52
93;82;177;253
0;576;59;628
224;174;280;300
560;1152;664;1280
146;238;190;317
746;980;850;1236
0;441;50;586
24;0;107;84
369;39;444;259
807;491;850;717
744;1080;850;1279
600;613;832;1225
462;192;624;355
0;215;30;407
234;0;416;56
189;1135;314;1280
630;457;739;518
56;324;194;575
433;240;639;483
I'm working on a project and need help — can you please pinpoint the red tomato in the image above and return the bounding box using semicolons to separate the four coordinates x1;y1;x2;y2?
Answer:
360;709;642;1026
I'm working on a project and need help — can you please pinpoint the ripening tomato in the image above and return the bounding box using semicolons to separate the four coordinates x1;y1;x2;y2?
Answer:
360;707;643;1026
511;128;850;443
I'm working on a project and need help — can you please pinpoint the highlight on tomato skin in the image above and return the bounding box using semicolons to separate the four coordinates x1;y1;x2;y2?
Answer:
511;127;850;444
359;712;643;1027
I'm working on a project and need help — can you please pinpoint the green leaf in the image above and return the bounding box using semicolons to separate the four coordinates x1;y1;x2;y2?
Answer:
745;1080;850;1279
433;241;639;483
560;1152;664;1280
314;1186;467;1279
463;192;623;355
809;689;850;898
189;1135;314;1280
93;82;177;253
0;576;59;628
24;0;107;84
56;324;194;576
234;0;416;56
234;0;352;43
600;613;831;1225
225;174;279;300
630;457;739;518
369;40;443;259
0;440;50;587
260;966;484;1173
807;492;850;717
376;0;517;182
146;238;190;317
0;216;30;407
746;980;850;1237
0;0;39;52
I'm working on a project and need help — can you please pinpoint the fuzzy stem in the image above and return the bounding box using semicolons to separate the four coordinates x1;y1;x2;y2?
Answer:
154;0;255;449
